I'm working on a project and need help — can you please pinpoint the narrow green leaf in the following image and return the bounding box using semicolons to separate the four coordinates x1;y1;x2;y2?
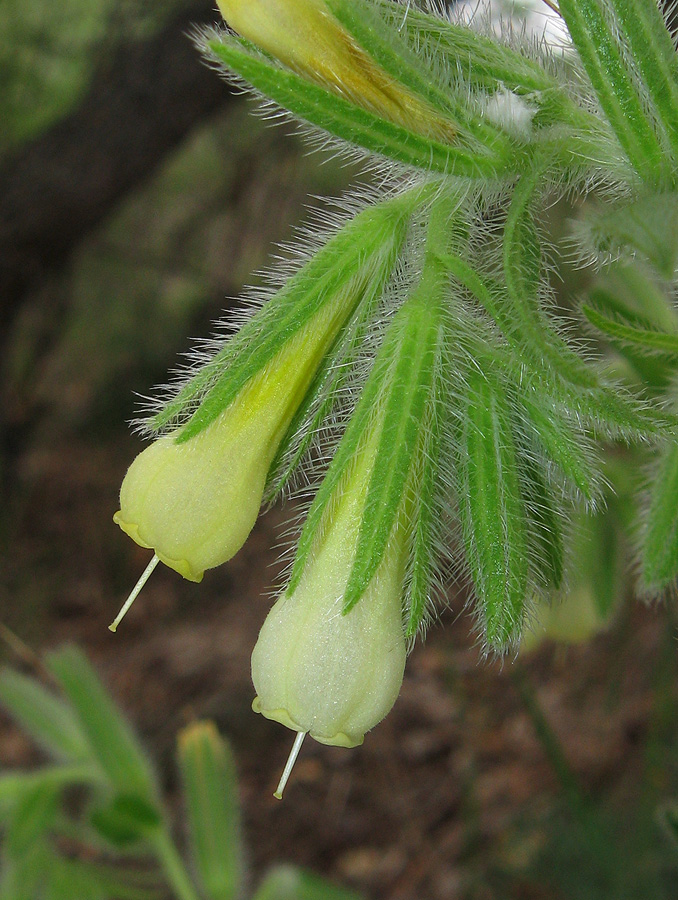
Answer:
606;0;678;162
458;370;529;649
49;859;161;900
586;507;622;618
264;189;423;499
519;391;603;503
585;193;678;280
372;0;558;94
583;303;678;354
0;668;90;763
585;275;677;387
5;782;59;859
90;794;162;848
47;646;158;804
264;304;368;503
206;36;512;177
559;0;668;181
533;366;676;440
344;290;444;610
517;448;565;591
406;400;443;638
177;721;243;900
0;765;101;814
641;438;678;592
597;262;678;333
253;865;363;900
0;839;53;900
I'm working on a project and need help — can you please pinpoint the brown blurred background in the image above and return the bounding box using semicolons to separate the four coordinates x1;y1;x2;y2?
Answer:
2;2;678;898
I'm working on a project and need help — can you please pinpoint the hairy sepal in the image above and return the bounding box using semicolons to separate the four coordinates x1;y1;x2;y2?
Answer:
325;0;514;160
150;189;421;440
605;0;678;169
289;286;444;608
518;387;604;507
342;287;446;613
204;33;514;177
457;369;529;652
559;0;670;183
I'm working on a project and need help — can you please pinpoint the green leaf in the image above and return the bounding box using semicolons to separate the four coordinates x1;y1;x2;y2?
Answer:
457;370;529;650
0;668;90;762
47;646;158;804
371;0;558;94
517;448;565;592
503;171;598;389
4;782;59;859
585;507;623;619
253;865;363;900
343;289;445;610
287;315;401;592
47;858;161;900
605;0;678;164
558;0;668;182
177;721;243;900
583;303;678;354
585;193;678;281
153;188;423;438
641;438;678;593
205;35;513;177
90;794;162;848
406;396;444;638
264;190;421;499
518;389;603;504
0;765;100;816
440;249;671;440
0;839;53;900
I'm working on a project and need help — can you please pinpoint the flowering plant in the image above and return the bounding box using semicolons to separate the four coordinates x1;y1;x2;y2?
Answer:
113;0;678;793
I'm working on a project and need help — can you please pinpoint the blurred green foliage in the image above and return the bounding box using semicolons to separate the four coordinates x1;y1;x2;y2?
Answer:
0;0;187;157
0;645;363;900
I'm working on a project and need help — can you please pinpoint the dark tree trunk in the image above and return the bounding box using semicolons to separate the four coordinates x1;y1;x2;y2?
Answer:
0;2;236;338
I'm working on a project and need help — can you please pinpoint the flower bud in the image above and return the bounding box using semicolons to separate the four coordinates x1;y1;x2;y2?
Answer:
251;428;408;748
216;0;454;140
114;299;347;582
521;586;612;653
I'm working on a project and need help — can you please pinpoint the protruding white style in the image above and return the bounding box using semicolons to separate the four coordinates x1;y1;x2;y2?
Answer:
108;554;160;633
274;730;307;800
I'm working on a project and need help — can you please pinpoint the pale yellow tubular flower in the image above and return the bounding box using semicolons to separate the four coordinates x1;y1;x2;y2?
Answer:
114;291;355;584
520;586;611;653
251;420;408;752
216;0;456;141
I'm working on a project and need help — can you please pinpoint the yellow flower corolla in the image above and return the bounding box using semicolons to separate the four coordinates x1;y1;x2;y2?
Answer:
114;295;355;582
251;424;408;748
216;0;455;141
521;586;611;653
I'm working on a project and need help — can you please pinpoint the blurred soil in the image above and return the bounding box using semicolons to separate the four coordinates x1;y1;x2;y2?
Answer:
1;422;677;899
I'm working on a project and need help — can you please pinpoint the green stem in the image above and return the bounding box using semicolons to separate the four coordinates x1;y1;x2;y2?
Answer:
151;828;200;900
511;667;586;818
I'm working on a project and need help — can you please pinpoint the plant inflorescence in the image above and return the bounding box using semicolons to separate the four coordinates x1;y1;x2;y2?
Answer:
111;0;678;786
